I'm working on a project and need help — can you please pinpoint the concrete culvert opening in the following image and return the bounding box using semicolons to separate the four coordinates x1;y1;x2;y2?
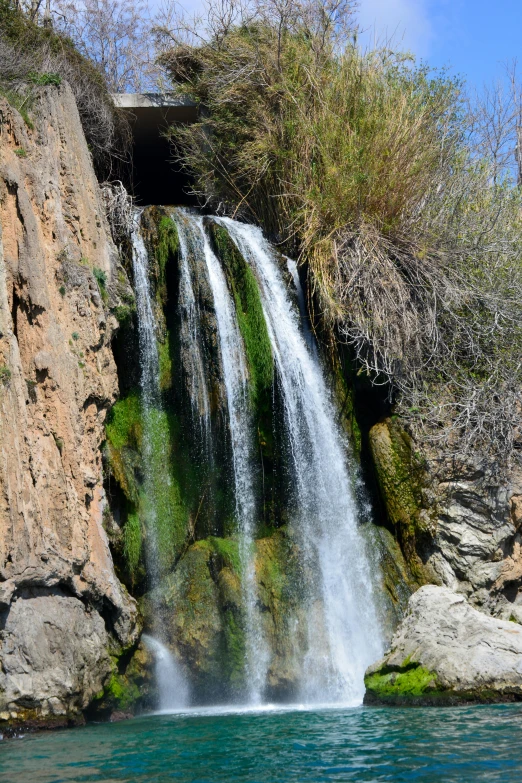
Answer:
113;93;198;206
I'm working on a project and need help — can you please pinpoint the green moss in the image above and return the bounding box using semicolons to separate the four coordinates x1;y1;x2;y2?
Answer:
105;393;142;451
102;672;141;712
142;407;187;571
156;216;179;281
105;393;142;506
123;512;142;580
364;662;439;702
369;417;431;581
208;221;273;408
208;536;242;574
158;329;173;391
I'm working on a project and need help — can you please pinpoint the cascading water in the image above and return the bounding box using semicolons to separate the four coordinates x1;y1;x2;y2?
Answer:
130;206;383;709
131;210;189;710
142;635;190;711
220;217;384;704
174;210;212;445
172;211;270;705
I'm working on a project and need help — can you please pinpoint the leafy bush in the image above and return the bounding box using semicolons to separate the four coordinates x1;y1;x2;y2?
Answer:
28;71;62;86
0;365;11;385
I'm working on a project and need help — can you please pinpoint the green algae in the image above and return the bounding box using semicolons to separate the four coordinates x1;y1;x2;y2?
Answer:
123;511;142;579
369;417;432;582
207;221;273;408
105;392;142;452
364;662;439;703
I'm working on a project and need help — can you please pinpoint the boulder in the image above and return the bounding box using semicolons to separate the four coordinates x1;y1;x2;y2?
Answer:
364;584;522;705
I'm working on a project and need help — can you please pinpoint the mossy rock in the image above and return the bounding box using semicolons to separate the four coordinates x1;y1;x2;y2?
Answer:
364;660;441;705
369;418;433;581
89;644;154;718
146;537;247;701
206;220;273;409
369;525;416;643
255;529;308;699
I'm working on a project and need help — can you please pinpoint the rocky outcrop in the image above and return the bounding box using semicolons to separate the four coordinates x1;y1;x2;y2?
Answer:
369;417;522;622
364;585;522;705
0;84;139;729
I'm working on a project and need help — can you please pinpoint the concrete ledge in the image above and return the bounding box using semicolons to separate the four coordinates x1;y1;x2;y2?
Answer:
112;93;196;109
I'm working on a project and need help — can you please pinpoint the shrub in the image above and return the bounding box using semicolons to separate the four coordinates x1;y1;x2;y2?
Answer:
0;0;131;179
160;1;522;465
28;71;61;86
0;365;11;385
93;266;108;302
14;146;26;157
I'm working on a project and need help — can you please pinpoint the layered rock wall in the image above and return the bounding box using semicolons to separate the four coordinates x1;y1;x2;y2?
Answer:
370;417;522;623
0;84;138;728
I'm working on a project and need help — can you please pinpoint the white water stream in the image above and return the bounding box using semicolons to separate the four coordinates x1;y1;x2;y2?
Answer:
220;218;384;704
172;211;269;705
131;210;190;710
132;207;383;708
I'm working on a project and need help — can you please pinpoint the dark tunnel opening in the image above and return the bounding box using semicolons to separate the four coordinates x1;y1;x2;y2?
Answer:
114;94;199;206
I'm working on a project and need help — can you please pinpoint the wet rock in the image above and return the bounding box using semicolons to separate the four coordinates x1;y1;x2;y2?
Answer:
364;584;522;705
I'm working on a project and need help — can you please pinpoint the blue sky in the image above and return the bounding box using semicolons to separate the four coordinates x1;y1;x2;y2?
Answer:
357;0;522;87
167;0;522;88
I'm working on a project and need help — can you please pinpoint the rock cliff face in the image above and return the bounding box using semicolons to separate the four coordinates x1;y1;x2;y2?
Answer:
369;417;522;624
0;84;139;729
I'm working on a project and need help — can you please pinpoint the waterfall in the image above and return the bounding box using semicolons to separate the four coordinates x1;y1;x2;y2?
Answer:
131;210;190;709
220;218;384;704
172;211;270;705
174;211;212;444
142;635;190;711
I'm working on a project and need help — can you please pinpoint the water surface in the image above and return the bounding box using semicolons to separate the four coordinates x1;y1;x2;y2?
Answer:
2;704;522;782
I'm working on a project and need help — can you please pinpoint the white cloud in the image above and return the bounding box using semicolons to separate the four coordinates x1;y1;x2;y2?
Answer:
357;0;433;58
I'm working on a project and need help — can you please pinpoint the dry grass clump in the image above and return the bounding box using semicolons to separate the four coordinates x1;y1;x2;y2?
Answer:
157;0;522;465
0;0;130;178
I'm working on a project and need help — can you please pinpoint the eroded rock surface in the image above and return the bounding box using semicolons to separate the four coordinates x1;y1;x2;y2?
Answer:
364;585;522;704
370;417;522;622
0;85;138;727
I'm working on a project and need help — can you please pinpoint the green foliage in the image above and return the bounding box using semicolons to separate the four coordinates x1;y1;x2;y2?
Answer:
71;331;79;341
0;0;129;178
208;222;273;407
113;303;133;324
0;84;34;127
0;365;11;385
14;147;26;157
28;71;61;86
93;266;108;303
58;285;66;297
105;392;142;452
